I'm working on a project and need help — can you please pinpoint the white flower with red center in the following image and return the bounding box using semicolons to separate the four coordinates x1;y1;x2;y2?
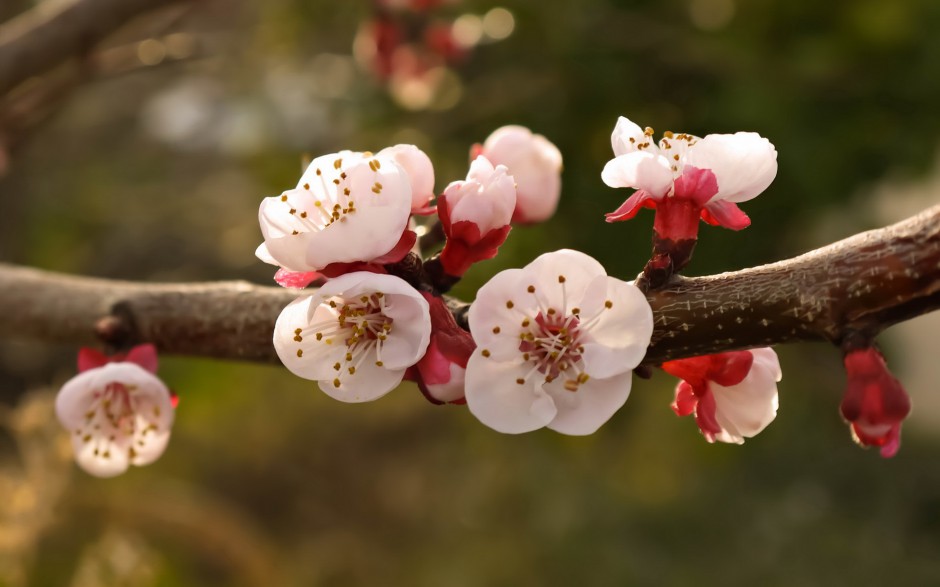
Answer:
464;249;653;435
437;156;516;277
602;116;777;238
376;144;436;214
55;344;176;478
256;150;414;278
663;348;781;444
840;346;911;458
274;272;432;402
477;125;563;224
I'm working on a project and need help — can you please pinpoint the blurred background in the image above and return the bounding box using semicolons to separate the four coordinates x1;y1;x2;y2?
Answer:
1;0;940;585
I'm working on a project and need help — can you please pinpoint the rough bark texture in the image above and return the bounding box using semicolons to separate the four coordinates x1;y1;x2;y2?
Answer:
1;205;938;365
0;0;190;98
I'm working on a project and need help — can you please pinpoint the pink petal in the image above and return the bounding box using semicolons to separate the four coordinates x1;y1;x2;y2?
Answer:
605;190;655;223
673;166;718;206
701;200;751;231
708;351;754;387
77;348;110;373
671;380;698;417
274;269;323;289
125;344;159;374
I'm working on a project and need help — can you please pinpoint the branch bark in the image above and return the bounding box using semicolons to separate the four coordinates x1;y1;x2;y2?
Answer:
1;205;939;365
0;0;192;98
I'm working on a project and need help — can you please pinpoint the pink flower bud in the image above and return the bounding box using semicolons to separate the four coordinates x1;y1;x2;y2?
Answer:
479;125;563;223
840;347;911;458
436;156;516;276
442;156;515;233
415;294;475;404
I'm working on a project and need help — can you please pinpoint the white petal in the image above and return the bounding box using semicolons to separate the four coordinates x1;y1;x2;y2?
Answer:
467;268;531;360
610;116;646;156
295;150;366;191
601;152;674;198
377;291;431;369
464;352;557;434
73;438;131;477
255;242;278;266
274;295;345;381
378;144;435;211
521;249;608;315
544;370;633;435
320;359;406;403
684;132;777;203
711;348;781;442
579;276;653;379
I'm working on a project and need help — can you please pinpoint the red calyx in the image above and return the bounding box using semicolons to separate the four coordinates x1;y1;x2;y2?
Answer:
662;350;755;442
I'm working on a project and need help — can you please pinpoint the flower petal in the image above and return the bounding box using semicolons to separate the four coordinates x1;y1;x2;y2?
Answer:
604;190;655;223
601;152;673;198
544;371;633;435
274;296;345;381
685;132;777;204
522;249;609;314
464;352;557;434
320;359;406;403
579;276;653;379
467;268;530;360
710;347;780;443
701;200;751;231
377;144;436;212
611;116;647;157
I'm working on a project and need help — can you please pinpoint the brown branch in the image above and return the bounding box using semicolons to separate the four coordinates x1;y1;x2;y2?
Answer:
0;0;193;98
1;205;939;364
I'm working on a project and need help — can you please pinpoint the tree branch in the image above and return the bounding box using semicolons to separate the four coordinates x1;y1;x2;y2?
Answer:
1;205;939;365
0;0;192;98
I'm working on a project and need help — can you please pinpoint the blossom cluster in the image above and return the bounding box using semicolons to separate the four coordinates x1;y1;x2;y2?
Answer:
52;114;915;479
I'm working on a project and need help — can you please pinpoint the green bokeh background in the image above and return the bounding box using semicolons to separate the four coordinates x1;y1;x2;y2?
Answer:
2;0;940;585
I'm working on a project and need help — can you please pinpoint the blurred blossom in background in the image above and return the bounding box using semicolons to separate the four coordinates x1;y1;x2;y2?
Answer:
2;0;940;585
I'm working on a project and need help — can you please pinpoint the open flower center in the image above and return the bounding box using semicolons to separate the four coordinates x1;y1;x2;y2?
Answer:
74;382;161;461
518;312;586;390
295;292;394;388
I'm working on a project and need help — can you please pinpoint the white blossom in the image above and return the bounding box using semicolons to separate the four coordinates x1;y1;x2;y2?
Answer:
601;116;777;227
56;361;174;478
274;272;432;402
465;249;653;435
257;151;412;272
